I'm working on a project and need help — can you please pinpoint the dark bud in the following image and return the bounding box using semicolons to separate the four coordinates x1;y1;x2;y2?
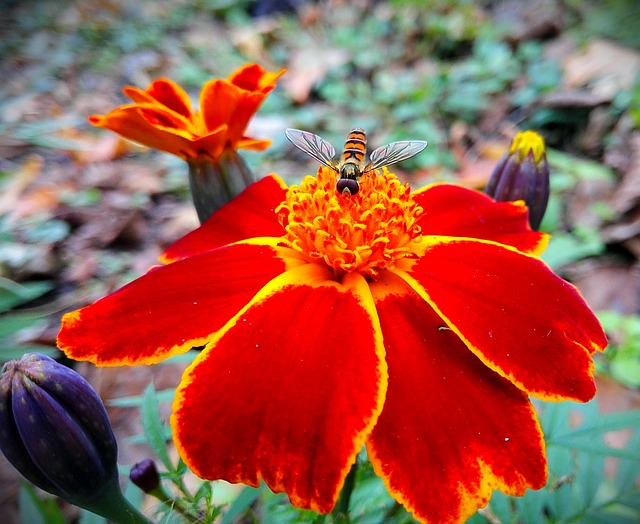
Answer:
0;353;118;506
485;131;550;230
130;459;160;493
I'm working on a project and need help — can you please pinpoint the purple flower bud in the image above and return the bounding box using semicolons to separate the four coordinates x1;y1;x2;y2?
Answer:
485;131;550;230
0;353;118;505
130;459;160;493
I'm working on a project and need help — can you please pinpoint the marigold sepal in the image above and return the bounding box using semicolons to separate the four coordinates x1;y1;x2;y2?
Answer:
485;131;550;230
188;146;255;223
0;353;150;523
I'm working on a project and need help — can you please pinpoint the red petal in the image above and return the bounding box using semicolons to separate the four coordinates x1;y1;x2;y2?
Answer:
172;268;386;513
161;175;288;263
236;137;273;151
124;79;193;119
199;80;241;138
190;124;230;159
123;85;158;105
368;273;547;524
58;244;299;366
144;78;193;118
401;238;607;402
227;63;285;93
414;183;548;255
138;106;197;135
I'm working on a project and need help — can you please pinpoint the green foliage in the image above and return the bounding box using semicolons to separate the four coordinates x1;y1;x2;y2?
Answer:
140;384;175;473
0;278;55;363
539;149;615;269
482;399;640;524
598;311;640;388
19;484;68;524
568;0;640;48
541;227;606;269
0;116;87;150
628;74;640;128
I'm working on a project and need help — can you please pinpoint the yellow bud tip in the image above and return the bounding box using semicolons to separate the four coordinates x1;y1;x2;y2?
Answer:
509;131;546;164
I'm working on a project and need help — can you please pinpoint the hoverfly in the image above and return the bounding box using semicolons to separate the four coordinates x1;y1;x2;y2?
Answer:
285;128;428;195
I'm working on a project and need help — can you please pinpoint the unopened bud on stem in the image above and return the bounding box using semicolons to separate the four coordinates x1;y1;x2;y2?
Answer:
0;353;150;523
485;131;550;230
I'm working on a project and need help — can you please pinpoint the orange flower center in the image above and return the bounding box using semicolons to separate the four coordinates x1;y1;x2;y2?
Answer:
276;167;423;279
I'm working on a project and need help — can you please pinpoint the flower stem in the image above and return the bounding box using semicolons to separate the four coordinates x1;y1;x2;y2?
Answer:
187;148;255;224
332;459;358;522
81;481;152;524
147;484;202;523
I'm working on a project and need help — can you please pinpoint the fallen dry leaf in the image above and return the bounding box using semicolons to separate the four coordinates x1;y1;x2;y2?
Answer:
282;45;350;104
0;155;43;215
71;133;134;164
563;39;640;100
602;132;640;254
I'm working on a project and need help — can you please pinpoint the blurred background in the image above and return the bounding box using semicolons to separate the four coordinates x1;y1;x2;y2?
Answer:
1;0;639;522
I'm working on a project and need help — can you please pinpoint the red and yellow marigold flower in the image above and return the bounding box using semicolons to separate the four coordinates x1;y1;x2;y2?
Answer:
57;167;606;524
89;63;284;161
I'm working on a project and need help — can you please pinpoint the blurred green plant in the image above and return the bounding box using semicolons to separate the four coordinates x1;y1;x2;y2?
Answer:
539;149;615;269
0;117;87;150
0;277;56;363
568;0;640;48
598;311;640;388
478;399;640;524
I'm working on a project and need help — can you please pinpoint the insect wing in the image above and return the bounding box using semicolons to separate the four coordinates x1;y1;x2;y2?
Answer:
366;140;428;171
285;128;337;170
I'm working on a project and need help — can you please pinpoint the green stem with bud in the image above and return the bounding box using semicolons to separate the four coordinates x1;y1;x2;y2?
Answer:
147;483;202;523
80;481;152;524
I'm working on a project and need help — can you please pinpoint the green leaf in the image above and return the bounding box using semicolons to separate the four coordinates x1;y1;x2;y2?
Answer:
221;485;262;524
0;314;47;337
615;429;640;492
610;354;640;388
547;150;617;182
582;513;640;524
140;384;174;472
548;410;640;441
193;480;213;504
487;491;515;522
19;485;68;524
552;439;640;461
514;486;547;522
0;279;52;311
577;446;606;510
108;387;176;408
540;229;605;269
616;492;640;511
78;509;107;524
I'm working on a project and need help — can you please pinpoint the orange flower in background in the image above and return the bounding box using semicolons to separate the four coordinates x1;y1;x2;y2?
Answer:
58;167;606;523
89;64;285;160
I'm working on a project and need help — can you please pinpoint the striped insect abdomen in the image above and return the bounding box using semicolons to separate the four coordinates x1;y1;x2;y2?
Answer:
340;128;367;169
